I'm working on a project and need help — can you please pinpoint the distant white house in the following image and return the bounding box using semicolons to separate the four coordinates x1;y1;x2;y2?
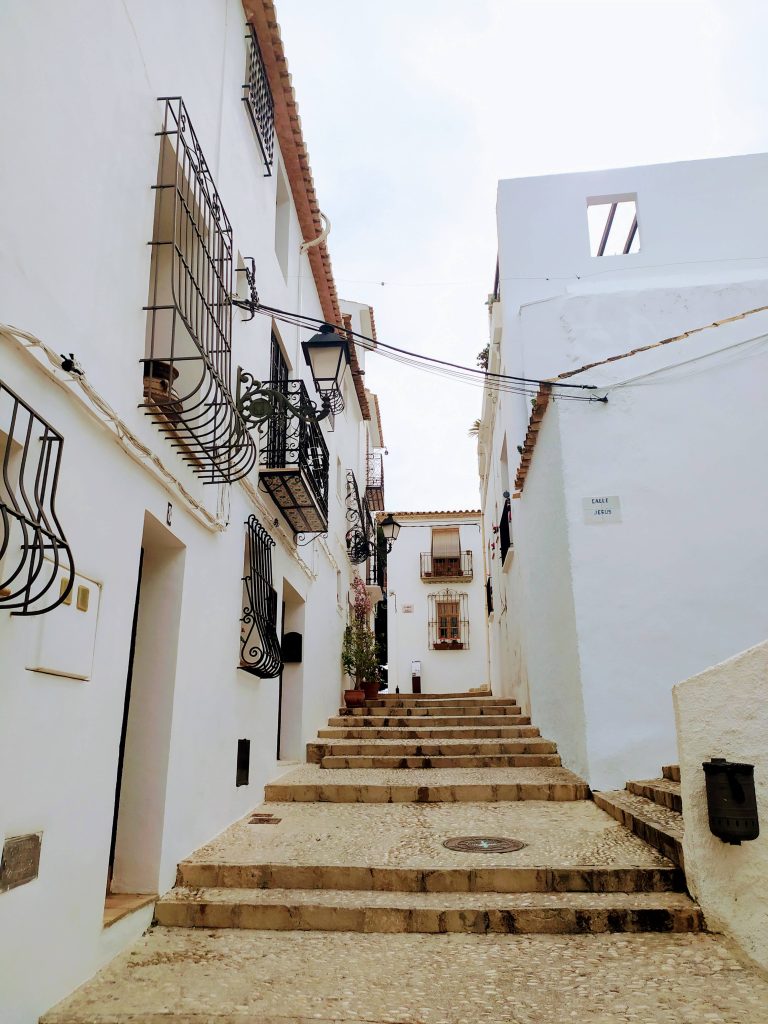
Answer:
478;154;768;790
385;511;489;695
0;2;384;1021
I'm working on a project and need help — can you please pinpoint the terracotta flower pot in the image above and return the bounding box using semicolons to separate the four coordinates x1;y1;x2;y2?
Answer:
362;679;379;702
344;688;365;709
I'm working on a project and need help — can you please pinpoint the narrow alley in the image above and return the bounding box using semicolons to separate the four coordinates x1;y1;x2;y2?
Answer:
42;691;768;1023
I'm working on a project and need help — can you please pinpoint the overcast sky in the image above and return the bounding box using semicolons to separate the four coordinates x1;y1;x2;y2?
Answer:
277;0;768;512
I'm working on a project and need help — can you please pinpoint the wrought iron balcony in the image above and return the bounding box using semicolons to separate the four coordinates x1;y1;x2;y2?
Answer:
420;551;473;582
259;379;329;535
365;452;385;512
345;470;375;565
0;380;75;615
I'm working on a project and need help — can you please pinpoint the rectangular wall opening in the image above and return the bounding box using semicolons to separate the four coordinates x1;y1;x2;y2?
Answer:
236;739;251;787
587;194;639;256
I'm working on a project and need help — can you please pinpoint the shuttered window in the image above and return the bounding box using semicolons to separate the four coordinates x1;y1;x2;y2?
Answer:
431;527;460;577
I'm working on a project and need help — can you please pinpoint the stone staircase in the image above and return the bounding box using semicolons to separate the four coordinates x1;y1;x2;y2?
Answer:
594;764;685;868
155;695;703;935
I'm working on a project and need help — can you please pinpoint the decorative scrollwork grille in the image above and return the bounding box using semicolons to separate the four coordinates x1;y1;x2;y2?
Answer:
345;470;375;565
240;515;282;678
0;381;75;615
428;589;470;650
242;27;275;175
143;96;257;484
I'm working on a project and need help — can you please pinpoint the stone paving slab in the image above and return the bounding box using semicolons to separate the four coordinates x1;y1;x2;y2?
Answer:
156;886;703;934
264;764;589;802
181;801;673;871
42;928;768;1023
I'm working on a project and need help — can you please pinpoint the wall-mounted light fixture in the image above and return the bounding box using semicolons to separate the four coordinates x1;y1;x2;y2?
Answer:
380;513;401;553
235;369;329;432
301;323;350;414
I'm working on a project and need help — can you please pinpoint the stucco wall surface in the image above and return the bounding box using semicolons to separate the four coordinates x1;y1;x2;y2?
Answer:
673;640;768;972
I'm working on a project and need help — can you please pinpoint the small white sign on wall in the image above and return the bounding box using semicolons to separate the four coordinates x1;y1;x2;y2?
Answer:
402;604;414;613
583;495;622;524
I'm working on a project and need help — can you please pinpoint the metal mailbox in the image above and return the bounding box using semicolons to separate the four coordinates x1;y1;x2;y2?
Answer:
702;757;759;845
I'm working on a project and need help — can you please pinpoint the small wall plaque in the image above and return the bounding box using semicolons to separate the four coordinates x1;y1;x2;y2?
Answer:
0;833;42;894
582;495;622;524
402;604;414;613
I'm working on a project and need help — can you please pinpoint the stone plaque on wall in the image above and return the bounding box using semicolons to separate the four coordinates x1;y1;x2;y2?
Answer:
0;833;42;894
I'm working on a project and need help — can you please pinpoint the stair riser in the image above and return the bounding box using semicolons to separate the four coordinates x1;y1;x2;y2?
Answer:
156;902;703;934
627;781;683;813
264;782;590;803
307;741;557;763
316;727;542;740
593;792;684;869
320;755;563;769
361;699;518;709
662;765;681;783
177;863;684;894
340;706;521;717
326;716;532;728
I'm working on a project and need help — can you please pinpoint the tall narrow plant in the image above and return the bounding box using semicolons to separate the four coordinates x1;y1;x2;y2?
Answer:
341;576;380;687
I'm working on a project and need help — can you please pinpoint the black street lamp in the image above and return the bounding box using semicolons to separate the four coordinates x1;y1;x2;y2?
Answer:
302;323;351;414
380;513;401;553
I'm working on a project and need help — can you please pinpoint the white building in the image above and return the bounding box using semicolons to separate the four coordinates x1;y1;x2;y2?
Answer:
479;154;768;790
0;3;383;1021
385;512;489;695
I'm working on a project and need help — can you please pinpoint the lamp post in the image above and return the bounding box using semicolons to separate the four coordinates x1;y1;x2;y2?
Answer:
380;513;401;553
301;323;351;414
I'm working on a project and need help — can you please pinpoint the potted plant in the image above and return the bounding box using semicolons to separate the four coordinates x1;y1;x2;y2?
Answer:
341;576;381;705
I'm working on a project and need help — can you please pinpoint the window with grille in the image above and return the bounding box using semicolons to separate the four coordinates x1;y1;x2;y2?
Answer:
242;26;275;175
428;590;469;650
240;515;282;678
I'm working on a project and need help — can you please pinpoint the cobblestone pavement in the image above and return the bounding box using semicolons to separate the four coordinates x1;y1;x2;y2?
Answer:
43;928;768;1023
185;800;670;869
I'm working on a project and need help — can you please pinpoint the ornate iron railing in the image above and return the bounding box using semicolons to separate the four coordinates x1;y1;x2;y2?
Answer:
365;452;385;511
242;27;275;175
420;551;473;581
345;470;375;565
259;379;329;534
240;515;282;678
0;381;74;615
428;589;470;651
143;96;257;484
499;496;512;562
366;533;384;589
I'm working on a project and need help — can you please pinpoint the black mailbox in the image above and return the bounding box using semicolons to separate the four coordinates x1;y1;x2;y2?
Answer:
702;758;759;845
282;632;302;663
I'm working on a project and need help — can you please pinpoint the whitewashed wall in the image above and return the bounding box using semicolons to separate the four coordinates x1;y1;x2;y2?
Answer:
673;640;768;973
0;2;372;1021
386;517;488;695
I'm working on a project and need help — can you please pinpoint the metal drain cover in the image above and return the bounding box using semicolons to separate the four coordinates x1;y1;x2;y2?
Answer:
442;836;526;853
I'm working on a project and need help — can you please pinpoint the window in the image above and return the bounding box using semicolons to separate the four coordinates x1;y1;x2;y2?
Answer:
428;590;469;650
240;515;282;678
236;739;251;787
242;26;275;175
587;195;639;257
431;527;460;577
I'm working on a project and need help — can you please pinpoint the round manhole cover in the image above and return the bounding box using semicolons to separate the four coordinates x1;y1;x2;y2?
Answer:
442;836;526;853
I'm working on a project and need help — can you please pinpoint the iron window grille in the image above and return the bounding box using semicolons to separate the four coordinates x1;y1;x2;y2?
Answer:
365;451;385;512
258;379;330;534
240;515;282;678
345;470;375;565
499;496;512;562
428;589;469;651
0;381;74;615
143;96;257;484
420;550;473;581
242;27;275;175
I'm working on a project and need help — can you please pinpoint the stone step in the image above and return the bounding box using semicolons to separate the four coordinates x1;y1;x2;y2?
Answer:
627;778;682;813
177;861;685;894
340;704;522;717
362;697;518;708
264;765;590;803
326;715;532;728
307;739;557;763
593;789;684;869
317;725;542;740
156;886;703;935
662;764;681;783
320;754;563;769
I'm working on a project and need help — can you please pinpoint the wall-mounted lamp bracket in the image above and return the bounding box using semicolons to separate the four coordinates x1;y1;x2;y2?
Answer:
236;369;329;434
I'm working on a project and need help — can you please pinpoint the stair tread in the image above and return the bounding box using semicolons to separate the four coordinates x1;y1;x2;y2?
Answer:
320;755;562;769
267;764;585;787
159;886;698;912
595;790;684;840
